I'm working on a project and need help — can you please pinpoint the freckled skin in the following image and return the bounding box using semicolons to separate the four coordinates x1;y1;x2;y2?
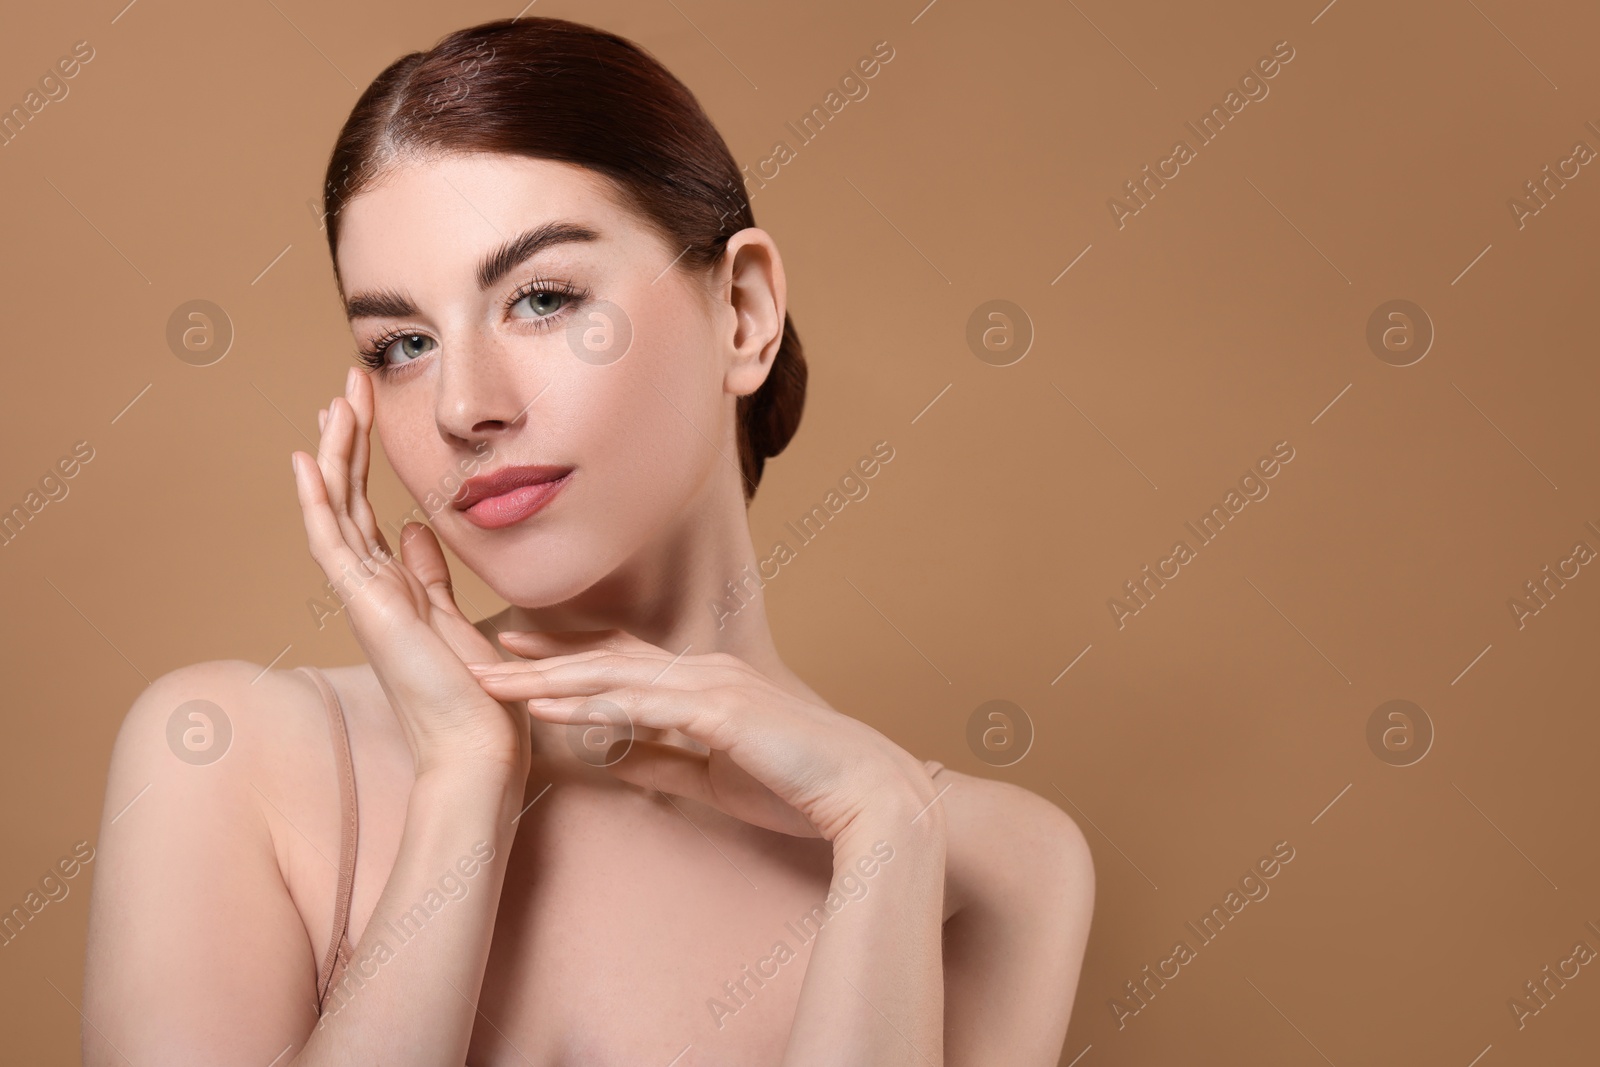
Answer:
341;153;749;621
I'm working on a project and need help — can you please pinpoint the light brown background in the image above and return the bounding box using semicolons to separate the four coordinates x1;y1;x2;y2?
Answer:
3;0;1598;1063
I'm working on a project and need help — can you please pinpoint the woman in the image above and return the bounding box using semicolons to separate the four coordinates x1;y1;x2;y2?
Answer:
82;16;1093;1065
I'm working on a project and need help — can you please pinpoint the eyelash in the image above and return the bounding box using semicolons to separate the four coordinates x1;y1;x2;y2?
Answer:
354;277;591;373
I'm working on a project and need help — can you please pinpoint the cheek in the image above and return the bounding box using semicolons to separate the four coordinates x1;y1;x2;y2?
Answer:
566;302;723;500
374;396;445;502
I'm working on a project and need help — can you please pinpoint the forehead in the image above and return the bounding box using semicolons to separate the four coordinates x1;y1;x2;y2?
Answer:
335;152;640;285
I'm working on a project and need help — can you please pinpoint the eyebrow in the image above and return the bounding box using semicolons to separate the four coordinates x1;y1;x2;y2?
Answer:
343;221;602;320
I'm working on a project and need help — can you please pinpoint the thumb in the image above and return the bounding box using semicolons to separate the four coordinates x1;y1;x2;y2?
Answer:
605;740;715;803
399;522;463;619
604;742;820;838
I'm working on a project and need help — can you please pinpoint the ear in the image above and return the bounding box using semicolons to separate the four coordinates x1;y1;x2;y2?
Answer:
718;228;786;399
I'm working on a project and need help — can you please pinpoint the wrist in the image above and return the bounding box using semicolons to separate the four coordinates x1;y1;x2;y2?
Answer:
833;772;948;863
412;762;529;830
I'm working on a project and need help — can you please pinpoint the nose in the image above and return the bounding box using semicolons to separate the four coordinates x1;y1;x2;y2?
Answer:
433;331;536;444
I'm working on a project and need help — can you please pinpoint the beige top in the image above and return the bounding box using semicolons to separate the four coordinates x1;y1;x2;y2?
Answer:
297;666;358;1014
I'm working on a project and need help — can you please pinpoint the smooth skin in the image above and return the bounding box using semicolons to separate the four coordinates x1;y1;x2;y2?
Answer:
81;152;1094;1065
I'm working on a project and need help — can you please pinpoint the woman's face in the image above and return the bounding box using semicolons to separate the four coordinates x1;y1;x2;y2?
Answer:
334;151;777;606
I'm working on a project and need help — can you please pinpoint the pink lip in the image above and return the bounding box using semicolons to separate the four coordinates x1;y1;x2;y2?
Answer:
454;466;574;530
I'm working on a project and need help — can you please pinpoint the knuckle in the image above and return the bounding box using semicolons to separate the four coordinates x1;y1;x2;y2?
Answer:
693;687;737;724
610;685;647;710
698;703;739;749
310;551;345;582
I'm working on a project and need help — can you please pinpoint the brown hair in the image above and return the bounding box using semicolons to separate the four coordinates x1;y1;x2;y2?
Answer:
321;16;805;501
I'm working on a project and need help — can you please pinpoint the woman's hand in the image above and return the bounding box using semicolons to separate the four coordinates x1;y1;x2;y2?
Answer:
291;367;530;781
467;628;938;843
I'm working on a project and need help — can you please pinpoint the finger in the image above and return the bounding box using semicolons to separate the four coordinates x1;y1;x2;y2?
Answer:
473;646;672;674
605;741;820;838
523;685;745;754
497;628;661;660
398;521;467;622
316;395;358;518
292;451;384;597
325;390;387;558
318;394;352;514
604;739;715;803
470;652;738;700
318;396;370;555
345;369;385;554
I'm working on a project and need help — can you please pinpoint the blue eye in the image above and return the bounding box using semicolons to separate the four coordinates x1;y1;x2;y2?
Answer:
508;278;588;325
359;331;435;369
387;334;436;362
515;288;571;318
353;277;590;375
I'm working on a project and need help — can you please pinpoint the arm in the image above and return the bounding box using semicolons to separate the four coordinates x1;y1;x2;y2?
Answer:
471;645;959;1065
80;661;525;1066
83;660;330;1065
781;764;948;1066
940;777;1096;1065
86;370;537;1063
295;765;523;1063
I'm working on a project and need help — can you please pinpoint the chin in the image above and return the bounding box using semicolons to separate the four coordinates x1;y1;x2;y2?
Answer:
447;525;609;611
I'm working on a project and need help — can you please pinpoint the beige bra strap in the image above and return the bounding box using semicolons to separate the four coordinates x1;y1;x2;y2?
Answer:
923;759;946;779
297;666;359;1009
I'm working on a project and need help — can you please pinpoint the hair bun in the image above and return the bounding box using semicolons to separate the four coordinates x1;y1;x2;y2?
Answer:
737;314;806;493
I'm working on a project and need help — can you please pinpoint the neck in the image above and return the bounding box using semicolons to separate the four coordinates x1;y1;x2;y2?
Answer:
490;465;816;703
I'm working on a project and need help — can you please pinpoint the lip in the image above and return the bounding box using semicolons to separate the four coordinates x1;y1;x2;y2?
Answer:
453;464;574;530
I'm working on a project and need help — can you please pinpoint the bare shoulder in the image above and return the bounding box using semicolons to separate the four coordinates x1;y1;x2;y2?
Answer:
107;658;334;788
85;661;349;1063
101;658;391;876
931;766;1095;919
930;766;1097;1063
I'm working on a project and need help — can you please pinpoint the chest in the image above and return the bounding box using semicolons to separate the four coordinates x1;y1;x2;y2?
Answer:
350;770;841;1066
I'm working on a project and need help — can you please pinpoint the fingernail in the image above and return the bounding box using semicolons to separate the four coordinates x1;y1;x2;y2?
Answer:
464;662;498;671
478;673;511;684
318;409;327;431
529;698;560;709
